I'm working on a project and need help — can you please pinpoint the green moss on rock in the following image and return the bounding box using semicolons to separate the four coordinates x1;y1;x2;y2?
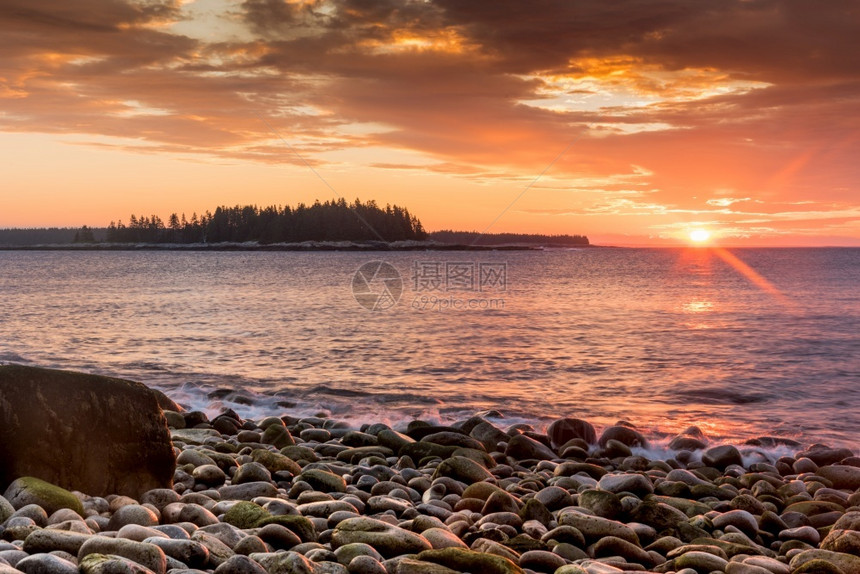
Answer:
223;501;270;529
416;548;524;574
3;476;83;515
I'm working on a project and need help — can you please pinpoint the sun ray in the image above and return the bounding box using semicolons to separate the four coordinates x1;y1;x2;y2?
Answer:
712;247;796;309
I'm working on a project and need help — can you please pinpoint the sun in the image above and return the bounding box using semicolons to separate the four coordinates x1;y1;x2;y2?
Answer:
689;229;711;243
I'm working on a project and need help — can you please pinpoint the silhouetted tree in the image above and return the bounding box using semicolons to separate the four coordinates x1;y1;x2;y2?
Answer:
102;199;428;244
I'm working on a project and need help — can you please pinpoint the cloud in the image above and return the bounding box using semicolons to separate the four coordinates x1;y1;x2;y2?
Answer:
1;0;858;240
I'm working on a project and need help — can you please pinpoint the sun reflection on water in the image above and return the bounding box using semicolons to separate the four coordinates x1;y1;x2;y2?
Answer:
682;300;714;314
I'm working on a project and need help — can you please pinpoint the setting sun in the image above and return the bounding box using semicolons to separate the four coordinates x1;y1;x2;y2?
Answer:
689;229;711;243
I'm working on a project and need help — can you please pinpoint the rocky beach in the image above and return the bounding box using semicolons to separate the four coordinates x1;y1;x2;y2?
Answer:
2;367;860;574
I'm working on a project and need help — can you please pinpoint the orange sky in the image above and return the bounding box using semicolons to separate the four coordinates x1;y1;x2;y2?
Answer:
1;0;859;245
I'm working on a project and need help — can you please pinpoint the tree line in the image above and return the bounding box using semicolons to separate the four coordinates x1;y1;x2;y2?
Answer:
429;230;589;246
104;199;426;243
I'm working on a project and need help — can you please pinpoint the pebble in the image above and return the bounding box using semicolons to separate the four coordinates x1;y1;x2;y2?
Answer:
3;411;859;574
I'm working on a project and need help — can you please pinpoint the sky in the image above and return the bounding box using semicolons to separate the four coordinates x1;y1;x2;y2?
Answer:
1;0;859;245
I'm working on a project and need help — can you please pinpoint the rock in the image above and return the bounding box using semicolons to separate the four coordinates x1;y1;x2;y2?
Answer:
833;512;860;531
712;509;759;537
0;496;13;523
557;511;639;545
79;553;158;574
817;466;860;490
421;528;468;550
2;477;83;516
797;447;853;467
674;550;729;573
505;435;556;461
479;491;518;515
376;430;415;454
223;501;270;529
415;548;524;574
469;423;508;452
790;559;846;573
171;429;221;445
22;529;92;554
108;505;160;531
779;526;820;545
433;457;494;484
789;549;860;573
742;556;790;574
143;538;209;568
590;536;654;566
218;482;278;501
190;531;235;567
213;555;267;574
400;442;457;461
233;535;268;556
669;428;708;451
250;551;324;574
179;504;219;527
598;425;647;448
347;555;387;574
534;486;573;510
251;450;301;476
15;553;79;574
598;473;654;497
518;549;565;572
702;445;743;469
422;432;485;451
387;557;460;574
192;465;226;487
547;418;597;448
256;515;317;542
233;463;272;485
78;538;167;574
261;424;294;449
300;469;347;493
118;525;167;542
298;500;359;518
725;563;771;574
331;517;432;558
629;500;690;534
334;543;385;565
257;523;302;550
822;529;860;557
0;365;175;498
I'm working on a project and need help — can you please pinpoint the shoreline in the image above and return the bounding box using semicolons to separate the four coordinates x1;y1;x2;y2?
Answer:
0;241;602;252
3;397;859;574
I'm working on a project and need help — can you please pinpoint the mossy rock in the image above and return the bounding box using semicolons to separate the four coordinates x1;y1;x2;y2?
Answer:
389;558;462;573
223;501;270;529
792;558;847;574
261;425;294;448
416;548;524;574
3;476;84;515
299;468;346;493
0;495;14;522
251;449;301;475
280;445;319;463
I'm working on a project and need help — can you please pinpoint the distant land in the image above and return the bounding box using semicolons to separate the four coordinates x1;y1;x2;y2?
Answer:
0;199;591;250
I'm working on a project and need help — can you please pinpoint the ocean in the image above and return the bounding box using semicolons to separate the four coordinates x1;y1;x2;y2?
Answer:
1;247;857;451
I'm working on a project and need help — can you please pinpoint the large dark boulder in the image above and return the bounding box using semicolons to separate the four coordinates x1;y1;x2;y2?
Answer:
0;365;175;498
